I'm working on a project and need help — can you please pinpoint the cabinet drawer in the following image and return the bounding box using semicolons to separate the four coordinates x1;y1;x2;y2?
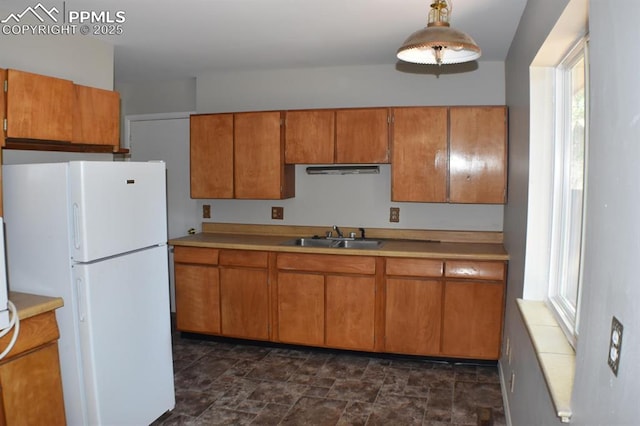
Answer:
174;246;219;265
445;261;505;281
277;253;376;275
386;258;443;277
220;250;269;268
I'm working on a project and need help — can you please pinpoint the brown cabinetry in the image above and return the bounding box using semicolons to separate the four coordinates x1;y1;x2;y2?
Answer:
190;114;234;198
219;250;270;340
190;112;295;199
5;69;74;142
276;253;378;351
0;299;66;425
336;108;390;163
284;109;335;164
384;258;444;355
72;84;120;149
174;247;221;334
449;107;507;203
391;106;507;204
391;107;448;202
441;260;506;359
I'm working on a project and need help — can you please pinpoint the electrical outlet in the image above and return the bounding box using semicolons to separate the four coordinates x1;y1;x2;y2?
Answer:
608;316;623;376
390;207;400;223
202;204;211;219
271;206;284;220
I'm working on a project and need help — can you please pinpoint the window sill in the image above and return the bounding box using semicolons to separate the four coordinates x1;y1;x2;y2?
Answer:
517;298;575;423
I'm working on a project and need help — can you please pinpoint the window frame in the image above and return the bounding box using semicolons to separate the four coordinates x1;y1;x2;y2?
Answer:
546;37;589;347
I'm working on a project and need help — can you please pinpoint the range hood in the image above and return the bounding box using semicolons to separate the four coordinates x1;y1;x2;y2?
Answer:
305;166;380;175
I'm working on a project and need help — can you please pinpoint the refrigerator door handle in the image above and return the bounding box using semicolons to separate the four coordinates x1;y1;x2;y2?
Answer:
76;277;86;322
73;203;82;250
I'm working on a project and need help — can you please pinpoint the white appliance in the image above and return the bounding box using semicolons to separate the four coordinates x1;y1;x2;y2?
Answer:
2;161;175;425
0;218;9;329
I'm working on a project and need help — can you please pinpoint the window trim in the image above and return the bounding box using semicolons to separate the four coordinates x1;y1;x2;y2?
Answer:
546;37;589;348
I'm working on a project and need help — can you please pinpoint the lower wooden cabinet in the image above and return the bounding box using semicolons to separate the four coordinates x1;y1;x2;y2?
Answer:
173;246;506;360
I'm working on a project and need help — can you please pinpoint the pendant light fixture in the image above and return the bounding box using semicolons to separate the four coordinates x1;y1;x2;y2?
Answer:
397;0;481;66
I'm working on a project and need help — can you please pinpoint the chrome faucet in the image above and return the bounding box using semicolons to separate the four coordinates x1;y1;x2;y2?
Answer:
332;225;344;238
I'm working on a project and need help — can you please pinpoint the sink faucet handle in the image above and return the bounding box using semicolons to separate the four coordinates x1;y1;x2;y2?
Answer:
332;225;343;238
358;227;366;239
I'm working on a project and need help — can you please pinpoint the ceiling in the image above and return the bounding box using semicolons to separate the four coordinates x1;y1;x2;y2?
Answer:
3;0;528;83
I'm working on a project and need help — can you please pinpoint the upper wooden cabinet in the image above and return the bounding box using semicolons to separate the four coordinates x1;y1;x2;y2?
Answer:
5;69;73;142
391;107;448;202
284;109;335;164
449;106;507;204
72;84;120;148
190;114;234;199
336;108;390;163
284;108;390;164
391;106;507;204
190;112;295;199
234;111;295;199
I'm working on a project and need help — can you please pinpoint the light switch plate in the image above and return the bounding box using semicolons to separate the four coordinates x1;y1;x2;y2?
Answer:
271;206;284;220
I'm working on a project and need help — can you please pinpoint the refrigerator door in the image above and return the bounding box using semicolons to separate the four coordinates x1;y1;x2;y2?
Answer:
69;161;168;262
73;245;175;425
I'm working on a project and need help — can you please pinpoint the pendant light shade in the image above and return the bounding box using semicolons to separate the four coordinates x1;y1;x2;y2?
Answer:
397;0;481;65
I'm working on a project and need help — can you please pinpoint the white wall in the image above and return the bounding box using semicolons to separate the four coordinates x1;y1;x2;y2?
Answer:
190;62;505;231
502;0;640;424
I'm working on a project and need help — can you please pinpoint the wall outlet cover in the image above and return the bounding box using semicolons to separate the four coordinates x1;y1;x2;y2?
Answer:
203;204;211;219
390;207;400;223
608;316;623;376
272;206;284;220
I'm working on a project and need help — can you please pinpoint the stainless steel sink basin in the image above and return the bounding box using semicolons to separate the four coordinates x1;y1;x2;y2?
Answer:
281;238;337;248
335;239;383;249
280;237;383;250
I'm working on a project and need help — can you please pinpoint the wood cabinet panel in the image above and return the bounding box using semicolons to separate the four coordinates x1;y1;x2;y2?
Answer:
175;264;220;334
336;108;389;163
220;268;270;340
325;275;376;351
449;107;507;203
0;68;5;148
190;114;234;198
174;246;219;265
72;84;120;147
277;253;376;275
0;342;66;426
285;109;335;164
385;258;443;278
442;280;505;359
277;272;325;346
6;69;73;142
391;107;448;202
235;111;294;199
219;250;269;268
385;278;442;355
445;260;505;281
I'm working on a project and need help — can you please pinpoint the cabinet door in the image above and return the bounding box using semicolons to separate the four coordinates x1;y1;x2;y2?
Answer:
0;68;5;148
385;278;442;356
325;275;376;351
0;343;66;426
72;84;120;148
190;114;234;198
285;110;335;164
277;272;325;346
442;280;505;359
391;107;448;202
6;69;73;141
449;107;507;203
235;111;290;199
336;108;389;163
220;267;270;340
175;264;220;334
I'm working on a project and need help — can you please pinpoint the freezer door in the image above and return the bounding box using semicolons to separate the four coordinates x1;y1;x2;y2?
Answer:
73;246;175;425
69;161;168;262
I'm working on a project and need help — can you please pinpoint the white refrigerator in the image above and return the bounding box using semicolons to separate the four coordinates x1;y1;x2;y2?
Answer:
2;161;175;425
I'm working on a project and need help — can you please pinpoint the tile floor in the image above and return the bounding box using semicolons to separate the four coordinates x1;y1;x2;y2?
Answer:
152;333;506;426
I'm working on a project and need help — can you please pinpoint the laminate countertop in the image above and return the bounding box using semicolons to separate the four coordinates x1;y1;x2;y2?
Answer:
8;291;64;320
169;232;509;261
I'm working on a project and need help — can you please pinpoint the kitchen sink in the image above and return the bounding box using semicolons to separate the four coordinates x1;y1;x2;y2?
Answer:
280;237;384;250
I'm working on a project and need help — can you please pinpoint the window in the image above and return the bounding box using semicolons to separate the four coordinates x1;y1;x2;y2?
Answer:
547;38;589;346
